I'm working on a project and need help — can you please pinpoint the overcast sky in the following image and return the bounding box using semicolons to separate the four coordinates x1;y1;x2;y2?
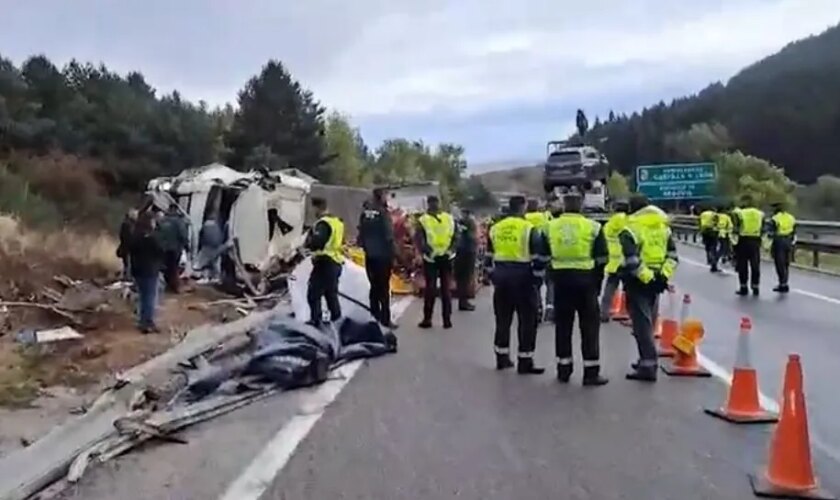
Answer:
2;0;839;170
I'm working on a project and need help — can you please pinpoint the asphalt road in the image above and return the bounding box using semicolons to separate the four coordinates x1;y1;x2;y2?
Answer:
57;258;840;499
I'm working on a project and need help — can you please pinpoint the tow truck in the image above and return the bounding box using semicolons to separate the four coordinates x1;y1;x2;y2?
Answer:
543;141;610;213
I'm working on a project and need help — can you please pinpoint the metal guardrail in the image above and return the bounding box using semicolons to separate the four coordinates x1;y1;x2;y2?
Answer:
667;215;840;270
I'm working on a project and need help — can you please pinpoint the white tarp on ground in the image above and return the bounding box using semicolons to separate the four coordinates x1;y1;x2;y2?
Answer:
289;257;373;323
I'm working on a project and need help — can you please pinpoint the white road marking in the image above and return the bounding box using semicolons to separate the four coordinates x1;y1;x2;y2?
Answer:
219;296;414;500
680;255;840;305
697;352;840;463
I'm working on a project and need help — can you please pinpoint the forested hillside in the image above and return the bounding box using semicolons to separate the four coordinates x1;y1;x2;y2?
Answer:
0;56;470;229
585;23;840;184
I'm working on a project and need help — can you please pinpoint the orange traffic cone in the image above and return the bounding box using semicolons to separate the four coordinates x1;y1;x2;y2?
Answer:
610;289;630;322
749;354;836;499
657;288;679;357
704;317;778;424
661;294;711;377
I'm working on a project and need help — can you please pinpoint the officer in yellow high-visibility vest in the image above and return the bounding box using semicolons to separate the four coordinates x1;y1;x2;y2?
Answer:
547;193;609;386
715;202;734;268
621;194;678;382
487;195;547;373
768;201;796;293
698;205;719;271
525;198;551;323
415;195;458;329
733;195;765;296
305;197;345;326
599;199;629;322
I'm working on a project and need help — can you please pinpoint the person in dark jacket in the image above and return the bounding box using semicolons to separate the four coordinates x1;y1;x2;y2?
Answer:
157;203;189;293
454;208;477;311
130;211;165;333
117;209;138;280
358;188;397;328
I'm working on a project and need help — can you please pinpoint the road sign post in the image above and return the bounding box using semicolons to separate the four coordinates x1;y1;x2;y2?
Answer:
635;163;717;201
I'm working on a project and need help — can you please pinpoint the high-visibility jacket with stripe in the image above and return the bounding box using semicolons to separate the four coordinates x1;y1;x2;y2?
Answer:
603;212;628;274
313;216;345;263
418;212;455;258
620;206;678;284
546;213;602;270
737;207;764;237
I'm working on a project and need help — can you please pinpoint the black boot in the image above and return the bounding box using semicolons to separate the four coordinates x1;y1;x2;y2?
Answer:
418;319;432;329
442;318;453;329
735;286;748;296
752;286;760;297
626;365;657;382
496;354;514;370
544;307;555;322
583;366;609;386
517;358;545;375
459;302;475;311
556;363;572;383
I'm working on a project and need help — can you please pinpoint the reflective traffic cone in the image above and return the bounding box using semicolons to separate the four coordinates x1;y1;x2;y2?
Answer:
610;290;630;322
749;354;836;499
661;294;711;377
704;317;778;424
657;288;679;357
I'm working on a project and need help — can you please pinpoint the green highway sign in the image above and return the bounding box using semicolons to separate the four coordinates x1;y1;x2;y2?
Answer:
635;162;717;200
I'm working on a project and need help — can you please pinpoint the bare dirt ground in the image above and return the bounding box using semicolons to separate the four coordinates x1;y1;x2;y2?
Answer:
0;215;239;457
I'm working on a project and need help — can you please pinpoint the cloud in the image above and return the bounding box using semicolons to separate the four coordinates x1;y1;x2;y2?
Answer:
1;0;839;163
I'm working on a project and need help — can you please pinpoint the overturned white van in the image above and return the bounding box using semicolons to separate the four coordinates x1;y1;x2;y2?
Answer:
146;163;312;277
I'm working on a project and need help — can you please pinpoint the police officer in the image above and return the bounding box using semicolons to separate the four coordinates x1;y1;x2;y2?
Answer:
543;194;563;321
733;196;764;296
358;187;397;328
306;197;345;326
525;199;550;322
699;204;719;272
715;202;734;268
621;194;678;382
546;193;609;385
454;208;477;311
768;202;796;293
599;199;629;322
416;195;457;329
487;195;546;374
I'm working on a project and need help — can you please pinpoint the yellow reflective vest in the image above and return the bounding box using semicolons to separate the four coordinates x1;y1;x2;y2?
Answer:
625;207;677;283
603;212;628;274
418;212;455;258
699;210;717;232
738;207;764;237
489;216;532;263
525;211;550;233
547;213;601;270
313;216;345;263
772;212;796;236
716;213;733;238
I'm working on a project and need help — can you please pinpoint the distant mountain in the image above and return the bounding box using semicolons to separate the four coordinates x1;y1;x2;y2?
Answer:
581;23;840;184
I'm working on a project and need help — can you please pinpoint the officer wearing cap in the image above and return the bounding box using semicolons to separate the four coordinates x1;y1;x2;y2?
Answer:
599;198;630;322
415;195;458;329
486;195;547;374
545;193;609;385
767;201;796;293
